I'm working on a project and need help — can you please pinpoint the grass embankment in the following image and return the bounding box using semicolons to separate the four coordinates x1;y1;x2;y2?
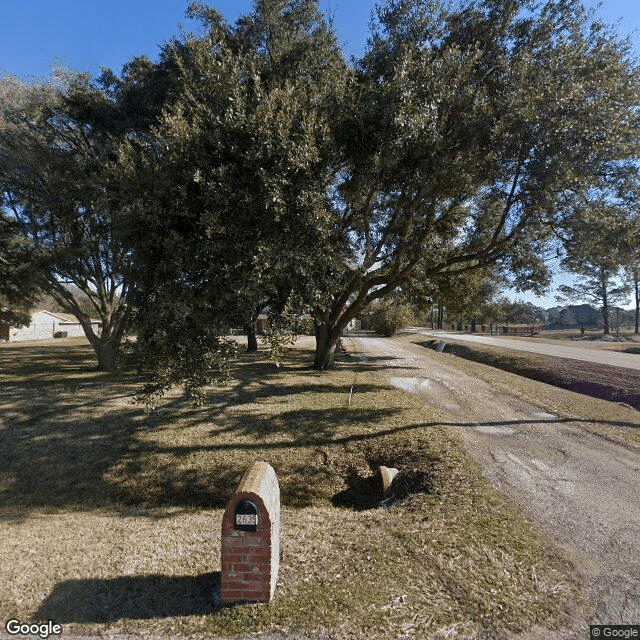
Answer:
408;336;640;449
536;329;640;349
0;338;577;639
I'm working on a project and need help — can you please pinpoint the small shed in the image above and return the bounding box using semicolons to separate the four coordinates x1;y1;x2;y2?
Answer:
501;324;539;336
1;310;101;342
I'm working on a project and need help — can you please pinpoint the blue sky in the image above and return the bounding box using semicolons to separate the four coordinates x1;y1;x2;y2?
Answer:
2;0;639;309
2;0;639;80
1;0;377;79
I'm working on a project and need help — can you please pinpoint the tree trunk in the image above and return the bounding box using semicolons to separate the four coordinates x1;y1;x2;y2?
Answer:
245;323;258;352
635;274;639;334
47;280;128;371
437;304;443;330
313;323;340;370
246;303;262;352
599;269;610;335
471;317;477;332
602;293;610;334
602;311;610;334
93;339;119;371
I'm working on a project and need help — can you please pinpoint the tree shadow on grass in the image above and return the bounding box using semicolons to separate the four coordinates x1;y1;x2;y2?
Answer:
35;572;221;623
0;341;404;517
3;339;637;520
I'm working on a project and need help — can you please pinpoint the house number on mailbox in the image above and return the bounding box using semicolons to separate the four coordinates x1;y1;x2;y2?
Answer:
234;499;258;532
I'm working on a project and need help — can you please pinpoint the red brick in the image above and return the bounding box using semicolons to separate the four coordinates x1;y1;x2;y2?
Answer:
220;462;280;602
224;553;243;563
253;546;270;555
245;537;266;547
241;590;268;600
223;539;245;549
221;580;245;591
221;589;243;600
244;573;266;582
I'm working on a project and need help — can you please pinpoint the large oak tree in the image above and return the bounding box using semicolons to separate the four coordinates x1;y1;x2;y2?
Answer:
308;0;639;367
7;0;635;393
0;72;134;368
119;0;639;394
115;0;348;396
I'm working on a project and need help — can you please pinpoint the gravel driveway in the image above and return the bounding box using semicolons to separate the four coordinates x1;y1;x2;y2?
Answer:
348;336;640;640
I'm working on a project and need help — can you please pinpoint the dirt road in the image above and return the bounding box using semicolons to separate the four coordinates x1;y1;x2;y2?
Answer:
347;336;640;639
415;329;640;370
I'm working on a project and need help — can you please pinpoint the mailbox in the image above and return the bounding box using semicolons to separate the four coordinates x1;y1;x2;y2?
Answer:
221;461;280;603
234;499;258;532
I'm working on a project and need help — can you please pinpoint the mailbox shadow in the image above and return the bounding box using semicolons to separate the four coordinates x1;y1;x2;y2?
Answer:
35;572;221;623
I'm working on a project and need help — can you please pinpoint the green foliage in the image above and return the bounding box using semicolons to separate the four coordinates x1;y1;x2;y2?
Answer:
369;299;416;336
499;299;545;325
556;197;633;333
116;0;640;376
4;0;639;386
310;0;639;367
293;315;315;336
261;306;299;366
119;0;348;390
0;221;40;327
407;268;505;324
123;313;239;410
0;71;134;367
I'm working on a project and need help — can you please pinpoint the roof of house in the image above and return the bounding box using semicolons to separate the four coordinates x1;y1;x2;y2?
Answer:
35;309;100;324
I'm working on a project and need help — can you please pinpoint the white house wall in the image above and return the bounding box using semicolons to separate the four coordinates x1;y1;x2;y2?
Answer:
7;311;100;342
56;322;98;339
9;311;57;341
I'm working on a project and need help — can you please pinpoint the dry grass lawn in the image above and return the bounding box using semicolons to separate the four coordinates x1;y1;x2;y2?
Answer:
0;338;579;639
534;328;640;350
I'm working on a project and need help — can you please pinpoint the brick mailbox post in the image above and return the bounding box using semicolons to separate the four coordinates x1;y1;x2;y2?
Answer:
221;461;280;603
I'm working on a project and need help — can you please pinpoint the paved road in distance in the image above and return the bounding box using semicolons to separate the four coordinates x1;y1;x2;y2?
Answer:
411;329;640;371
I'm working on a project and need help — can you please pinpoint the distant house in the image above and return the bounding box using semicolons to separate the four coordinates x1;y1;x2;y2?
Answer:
256;310;269;334
0;310;101;342
253;309;317;335
345;318;361;331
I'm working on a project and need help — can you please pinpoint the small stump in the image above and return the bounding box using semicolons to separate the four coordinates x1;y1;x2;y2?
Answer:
377;465;399;498
221;461;280;603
